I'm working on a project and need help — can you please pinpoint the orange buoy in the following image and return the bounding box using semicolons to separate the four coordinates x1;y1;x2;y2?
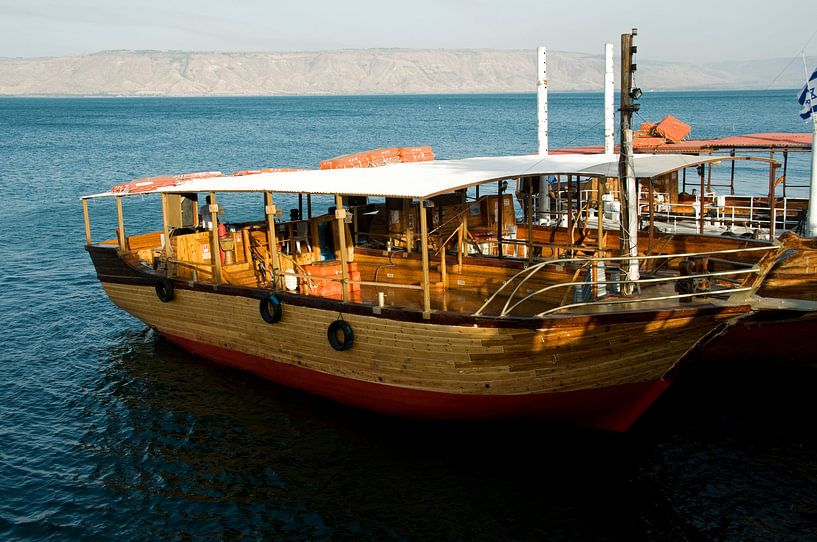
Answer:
233;167;303;176
318;146;433;169
111;171;222;194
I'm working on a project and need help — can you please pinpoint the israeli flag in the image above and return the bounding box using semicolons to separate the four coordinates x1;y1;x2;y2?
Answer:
799;67;817;120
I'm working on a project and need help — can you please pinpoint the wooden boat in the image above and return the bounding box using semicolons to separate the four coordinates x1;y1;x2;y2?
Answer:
543;132;817;362
82;154;783;431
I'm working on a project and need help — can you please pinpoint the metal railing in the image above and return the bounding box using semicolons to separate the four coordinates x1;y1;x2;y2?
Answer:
545;189;807;239
473;244;779;318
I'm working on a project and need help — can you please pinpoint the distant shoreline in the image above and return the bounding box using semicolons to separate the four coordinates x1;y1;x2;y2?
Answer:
0;88;801;99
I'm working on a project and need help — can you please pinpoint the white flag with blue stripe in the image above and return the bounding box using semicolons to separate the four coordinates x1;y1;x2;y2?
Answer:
799;66;817;120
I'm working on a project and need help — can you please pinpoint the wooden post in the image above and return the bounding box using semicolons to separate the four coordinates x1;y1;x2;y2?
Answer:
241;228;252;266
527;178;534;264
335;195;351;302
597;177;605;252
440;242;447;290
768;160;777;239
647;179;655;257
706;162;712;193
567;175;574;245
782;150;789;198
419;199;431;318
458;212;466;268
353;205;359;245
404;199;414;253
265;192;280;287
115;196;126;252
82;199;92;245
209;192;223;284
699;165;705;236
307;194;312;219
160;193;172;260
496;181;503;257
730;149;736;195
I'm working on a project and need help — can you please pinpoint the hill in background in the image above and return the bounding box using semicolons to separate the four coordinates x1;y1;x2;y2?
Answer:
0;49;812;96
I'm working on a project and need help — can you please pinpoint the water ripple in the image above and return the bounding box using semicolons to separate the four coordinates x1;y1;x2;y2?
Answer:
1;93;815;541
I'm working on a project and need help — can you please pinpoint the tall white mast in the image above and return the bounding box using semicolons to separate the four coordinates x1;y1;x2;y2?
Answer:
537;46;549;155
604;43;615;155
536;46;550;223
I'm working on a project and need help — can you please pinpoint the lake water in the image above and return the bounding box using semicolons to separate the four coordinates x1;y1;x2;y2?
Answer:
1;91;815;541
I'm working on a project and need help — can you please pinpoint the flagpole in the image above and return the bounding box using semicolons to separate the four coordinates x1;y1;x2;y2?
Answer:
802;55;817;237
807;118;817;237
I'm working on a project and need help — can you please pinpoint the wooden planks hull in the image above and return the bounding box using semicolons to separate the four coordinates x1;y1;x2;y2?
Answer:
89;244;747;430
758;232;817;301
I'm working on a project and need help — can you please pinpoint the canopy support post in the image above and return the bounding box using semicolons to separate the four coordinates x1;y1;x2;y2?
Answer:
527;178;534;264
265;192;280;288
209;192;223;285
440;242;447;291
768;159;778;240
782;150;789;198
597;177;605;252
116;196;126;252
497;180;503;257
160;193;174;270
699;165;705;236
419;199;432;319
458;211;466;268
730;149;736;195
82;199;92;246
648;179;655;259
335;195;351;303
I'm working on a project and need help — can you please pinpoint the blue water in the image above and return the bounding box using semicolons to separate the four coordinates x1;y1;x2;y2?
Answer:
1;91;816;541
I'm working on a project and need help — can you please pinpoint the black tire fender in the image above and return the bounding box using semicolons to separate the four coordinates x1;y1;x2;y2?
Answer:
260;293;283;324
327;320;354;351
155;277;175;302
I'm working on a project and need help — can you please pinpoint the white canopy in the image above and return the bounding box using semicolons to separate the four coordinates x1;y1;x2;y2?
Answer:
83;153;715;200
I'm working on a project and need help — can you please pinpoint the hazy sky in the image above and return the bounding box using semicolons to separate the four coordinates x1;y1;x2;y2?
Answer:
1;0;815;63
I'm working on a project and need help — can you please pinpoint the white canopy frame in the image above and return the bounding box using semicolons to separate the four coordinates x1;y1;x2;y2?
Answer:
82;154;740;201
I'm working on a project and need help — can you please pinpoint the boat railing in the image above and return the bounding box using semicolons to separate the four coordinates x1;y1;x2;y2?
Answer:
643;199;803;235
473;244;780;318
276;268;425;291
549;189;805;238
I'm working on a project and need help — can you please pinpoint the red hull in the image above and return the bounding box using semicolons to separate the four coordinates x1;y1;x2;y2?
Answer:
163;332;669;432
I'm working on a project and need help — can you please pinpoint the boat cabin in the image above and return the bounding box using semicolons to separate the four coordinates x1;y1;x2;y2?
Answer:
82;153;779;320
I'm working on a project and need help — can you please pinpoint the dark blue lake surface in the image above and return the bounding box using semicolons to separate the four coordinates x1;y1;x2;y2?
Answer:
1;91;816;541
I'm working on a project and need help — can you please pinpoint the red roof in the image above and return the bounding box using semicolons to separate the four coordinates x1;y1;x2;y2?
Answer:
552;132;812;155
